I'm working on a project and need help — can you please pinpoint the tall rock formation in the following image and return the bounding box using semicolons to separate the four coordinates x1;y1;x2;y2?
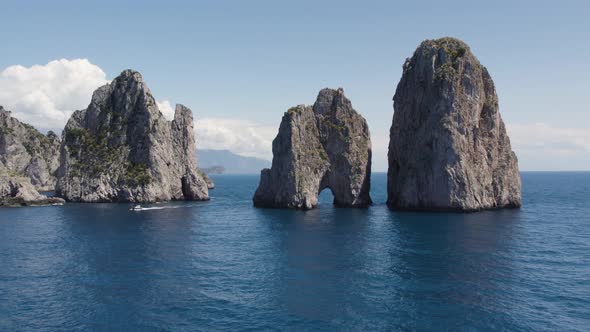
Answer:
387;37;521;211
0;106;61;191
55;70;209;202
253;88;371;209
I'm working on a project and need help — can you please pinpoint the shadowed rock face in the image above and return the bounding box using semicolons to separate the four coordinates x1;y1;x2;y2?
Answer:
56;70;209;202
387;37;521;211
0;106;60;191
253;88;372;209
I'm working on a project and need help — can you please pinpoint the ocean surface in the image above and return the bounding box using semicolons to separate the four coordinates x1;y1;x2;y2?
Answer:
0;172;589;331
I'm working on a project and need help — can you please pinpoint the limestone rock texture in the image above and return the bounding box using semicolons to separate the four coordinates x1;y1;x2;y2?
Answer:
253;88;371;209
55;70;209;202
0;106;61;191
0;163;64;207
387;37;521;211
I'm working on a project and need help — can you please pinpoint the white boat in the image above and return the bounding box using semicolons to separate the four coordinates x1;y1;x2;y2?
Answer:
129;204;142;211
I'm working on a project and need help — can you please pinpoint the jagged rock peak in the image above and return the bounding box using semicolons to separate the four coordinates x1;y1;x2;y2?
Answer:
387;37;521;211
0;106;60;191
253;88;372;209
55;69;209;203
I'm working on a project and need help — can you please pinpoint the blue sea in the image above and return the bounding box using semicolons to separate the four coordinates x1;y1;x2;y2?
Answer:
0;172;589;331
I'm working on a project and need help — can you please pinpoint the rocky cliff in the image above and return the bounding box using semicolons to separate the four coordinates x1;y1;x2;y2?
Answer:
0;106;61;191
253;88;371;209
387;37;521;211
0;163;64;207
55;70;209;202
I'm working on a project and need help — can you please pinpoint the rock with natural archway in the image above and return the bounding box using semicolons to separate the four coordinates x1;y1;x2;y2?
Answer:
253;88;372;209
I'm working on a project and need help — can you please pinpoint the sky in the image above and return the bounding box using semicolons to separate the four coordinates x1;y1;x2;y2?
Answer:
0;0;589;171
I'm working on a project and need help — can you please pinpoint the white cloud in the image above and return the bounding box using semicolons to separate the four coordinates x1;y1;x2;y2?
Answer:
194;118;276;160
156;100;175;121
507;123;590;154
0;59;276;160
507;123;590;170
0;59;108;131
1;59;587;170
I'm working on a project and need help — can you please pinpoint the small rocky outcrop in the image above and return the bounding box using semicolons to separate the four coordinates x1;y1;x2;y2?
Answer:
253;88;371;209
0;106;61;191
55;70;209;202
0;163;64;207
198;169;215;189
387;37;521;211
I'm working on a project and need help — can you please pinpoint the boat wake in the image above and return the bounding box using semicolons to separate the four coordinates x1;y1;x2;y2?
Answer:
135;207;167;211
130;204;202;211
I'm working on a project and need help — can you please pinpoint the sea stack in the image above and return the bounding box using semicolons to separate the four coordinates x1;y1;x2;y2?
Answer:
55;70;209;202
253;88;371;209
387;37;521;211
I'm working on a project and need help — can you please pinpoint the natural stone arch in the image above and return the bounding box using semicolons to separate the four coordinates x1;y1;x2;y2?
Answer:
253;88;372;209
317;183;335;203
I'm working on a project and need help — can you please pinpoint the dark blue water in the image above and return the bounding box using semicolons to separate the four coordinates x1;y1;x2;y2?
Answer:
1;173;589;331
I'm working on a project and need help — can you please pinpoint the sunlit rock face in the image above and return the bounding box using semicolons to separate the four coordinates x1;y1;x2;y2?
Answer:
253;88;372;209
0;162;64;207
387;37;521;211
0;106;60;191
56;70;209;203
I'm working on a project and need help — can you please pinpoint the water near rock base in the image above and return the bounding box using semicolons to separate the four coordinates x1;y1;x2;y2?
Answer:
0;172;588;331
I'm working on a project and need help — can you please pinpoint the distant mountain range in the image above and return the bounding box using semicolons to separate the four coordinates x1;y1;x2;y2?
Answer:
197;149;270;174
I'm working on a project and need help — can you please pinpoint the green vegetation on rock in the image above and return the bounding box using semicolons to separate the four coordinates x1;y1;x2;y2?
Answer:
123;162;152;186
65;127;120;176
